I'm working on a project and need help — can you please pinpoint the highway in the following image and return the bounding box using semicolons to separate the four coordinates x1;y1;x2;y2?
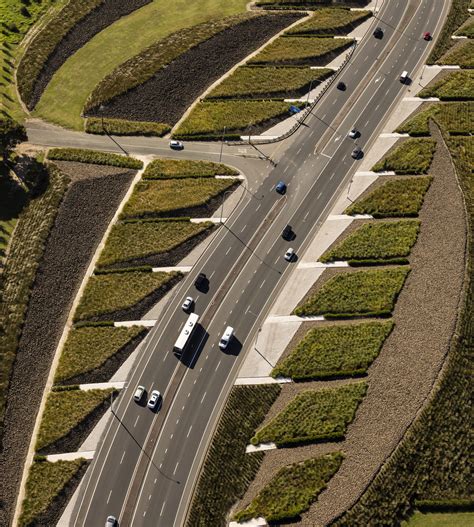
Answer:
54;0;449;525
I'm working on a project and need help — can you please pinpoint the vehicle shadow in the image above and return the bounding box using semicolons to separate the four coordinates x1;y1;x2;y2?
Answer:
180;324;208;368
220;337;242;357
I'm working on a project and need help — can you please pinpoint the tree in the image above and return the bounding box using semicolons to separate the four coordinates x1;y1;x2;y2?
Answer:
0;117;27;168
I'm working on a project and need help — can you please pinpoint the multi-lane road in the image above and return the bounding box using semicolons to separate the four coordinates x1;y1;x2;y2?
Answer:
28;1;448;524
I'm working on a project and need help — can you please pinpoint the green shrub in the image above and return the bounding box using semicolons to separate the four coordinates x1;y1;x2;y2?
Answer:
74;271;180;321
97;220;214;267
143;158;238;179
320;220;421;263
256;0;369;8
55;326;146;383
419;71;474;100
121;178;238;218
439;39;474;68
372;138;437;174
19;459;87;527
294;267;410;317
85;117;170;137
234;452;344;523
455;17;474;37
251;382;367;446
448;137;474;180
286;8;371;35
47;148;143;169
345;177;432;218
272;321;394;380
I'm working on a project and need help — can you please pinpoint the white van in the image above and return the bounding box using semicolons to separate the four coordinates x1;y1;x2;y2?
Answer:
400;71;409;84
219;326;234;350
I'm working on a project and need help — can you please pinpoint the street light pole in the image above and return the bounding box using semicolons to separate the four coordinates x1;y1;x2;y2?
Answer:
219;126;226;162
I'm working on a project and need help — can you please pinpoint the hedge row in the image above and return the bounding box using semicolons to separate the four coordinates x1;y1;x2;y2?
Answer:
372;138;437;174
85;117;170;137
142;158;239;179
47;148;143;169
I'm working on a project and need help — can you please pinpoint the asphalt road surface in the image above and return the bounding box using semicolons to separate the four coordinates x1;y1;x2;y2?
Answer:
31;0;447;525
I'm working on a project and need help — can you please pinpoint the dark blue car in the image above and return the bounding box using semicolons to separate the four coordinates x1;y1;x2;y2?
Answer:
275;181;287;194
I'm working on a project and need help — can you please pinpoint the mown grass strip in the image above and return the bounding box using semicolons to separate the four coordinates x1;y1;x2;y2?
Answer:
186;384;281;527
143;158;238;179
97;220;214;268
85;117;170;137
345;177;432;218
55;326;146;383
438;40;474;68
404;511;474;527
294;267;410;318
19;458;87;527
234;452;344;523
47;148;143;169
251;382;367;446
372;138;437;174
272;321;394;380
320;220;421;263
121;178;238;218
286;8;371;35
419;71;474;100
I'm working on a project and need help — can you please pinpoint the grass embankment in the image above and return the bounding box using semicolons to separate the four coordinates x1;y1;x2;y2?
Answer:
186;385;281;527
256;0;369;7
286;8;371;35
439;40;474;68
272;321;394;380
320;220;420;264
251;382;367;446
294;267;410;318
34;0;249;129
85;117;170;137
74;271;180;321
234;452;344;523
455;17;474;37
345;177;432;218
97;219;214;267
372;138;436;174
448;136;474;174
403;512;474;527
55;326;146;383
207;66;332;99
47;148;143;169
121;178;238;217
397;102;474;136
419;71;474;100
143;158;238;179
19;458;87;527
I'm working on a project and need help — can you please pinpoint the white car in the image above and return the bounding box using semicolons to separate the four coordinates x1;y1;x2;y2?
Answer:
181;296;193;312
348;128;359;139
147;390;162;410
284;248;295;261
105;516;117;527
169;140;183;150
133;385;145;403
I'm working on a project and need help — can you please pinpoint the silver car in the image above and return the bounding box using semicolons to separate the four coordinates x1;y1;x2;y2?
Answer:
181;296;193;312
147;390;162;410
105;516;117;527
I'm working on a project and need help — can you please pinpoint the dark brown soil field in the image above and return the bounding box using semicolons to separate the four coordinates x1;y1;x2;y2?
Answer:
0;162;135;527
88;13;302;125
28;0;151;110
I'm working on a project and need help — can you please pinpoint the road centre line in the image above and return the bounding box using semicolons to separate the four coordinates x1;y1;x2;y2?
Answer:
133;416;139;428
120;451;126;465
187;425;192;438
107;490;112;504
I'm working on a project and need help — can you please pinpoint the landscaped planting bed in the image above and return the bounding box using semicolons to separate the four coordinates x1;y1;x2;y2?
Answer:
419;71;474;100
47;148;143;169
294;267;410;317
272;321;394;380
97;220;214;268
256;0;371;8
455;16;474;37
286;8;371;35
438;39;474;68
85;117;170;137
143;158;238;179
207;66;333;100
36;388;115;454
234;452;344;523
404;512;474;527
320;220;421;264
55;326;147;384
19;458;88;527
250;382;367;446
121;178;239;218
74;270;181;322
17;0;152;109
345;177;432;218
186;384;281;527
86;13;302;125
448;137;474;177
372;138;437;174
248;36;353;66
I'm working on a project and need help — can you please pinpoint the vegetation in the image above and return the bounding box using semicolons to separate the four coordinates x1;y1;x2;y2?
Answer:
251;382;367;446
85;117;170;137
0;117;27;165
403;512;474;527
294;267;410;318
272;321;394;380
36;388;114;451
256;0;369;8
186;384;281;527
286;8;371;35
455;17;474;38
345;177;432;218
143;158;238;179
248;36;353;65
121;178;238;218
419;71;474;100
320;220;420;264
47;148;143;169
97;219;214;267
438;40;474;68
234;452;344;523
19;458;87;527
74;270;179;321
372;138;437;174
448;137;474;180
55;326;146;383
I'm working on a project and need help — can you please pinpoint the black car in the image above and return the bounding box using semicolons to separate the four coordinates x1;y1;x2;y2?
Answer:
194;272;207;289
337;81;346;91
282;225;293;240
373;27;384;39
